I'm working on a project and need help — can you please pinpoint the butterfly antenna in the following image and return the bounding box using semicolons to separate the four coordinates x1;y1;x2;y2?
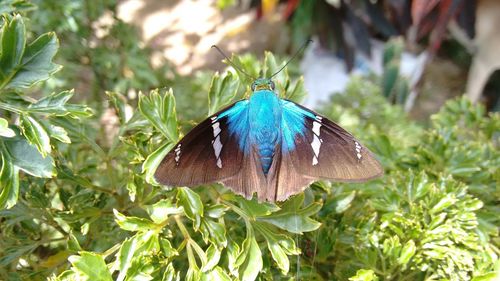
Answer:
269;39;313;79
211;45;255;79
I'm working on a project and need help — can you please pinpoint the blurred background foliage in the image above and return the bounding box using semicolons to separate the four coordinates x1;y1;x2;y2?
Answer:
0;1;498;281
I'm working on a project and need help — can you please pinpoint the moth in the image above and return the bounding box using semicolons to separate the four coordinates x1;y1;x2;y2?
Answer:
154;43;383;202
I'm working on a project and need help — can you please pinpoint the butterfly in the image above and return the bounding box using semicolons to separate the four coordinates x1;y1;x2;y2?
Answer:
154;43;383;202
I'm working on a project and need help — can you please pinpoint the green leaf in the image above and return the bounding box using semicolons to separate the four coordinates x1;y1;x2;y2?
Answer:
235;231;263;281
160;238;178;258
3;28;61;89
258;194;321;234
67;232;82;252
284;76;306;102
0;152;19;209
205;267;231;281
2;132;55;177
0;118;15;137
138;88;179;142
349;269;379;281
113;209;156;232
202;244;221;272
236;197;280;217
145;198;183;224
398;240;416;265
0;0;36;14
254;221;299;275
200;218;227;248
0;14;26;78
142;142;174;185
116;237;138;281
322;191;356;214
68;252;113;281
208;71;239;115
430;195;457;214
177;187;203;229
20;115;51;156
46;124;71;143
29;90;92;117
206;204;228;219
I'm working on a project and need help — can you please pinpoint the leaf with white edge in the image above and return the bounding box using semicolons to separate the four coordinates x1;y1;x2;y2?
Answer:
162;263;179;281
349;269;379;281
253;221;299;275
142;142;173;184
28;90;92;118
0;153;19;209
116;237;138;281
206;204;228;219
235;197;279;217
145;198;183;224
285;76;306;103
113;209;156;232
227;240;240;276
398;240;416;265
160;238;178;258
0;0;36;14
46;124;70;143
2;132;55;177
236;233;263;281
202;244;221;272
0;118;15;137
5;31;62;89
20;115;51;157
67;232;82;252
68;252;112;281
200;218;227;248
258;194;322;234
177;187;203;229
0;14;26;80
201;267;231;281
139;88;179;142
208;71;240;115
322;191;356;215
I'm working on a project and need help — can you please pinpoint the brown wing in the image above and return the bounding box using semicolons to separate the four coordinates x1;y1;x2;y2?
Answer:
154;102;247;187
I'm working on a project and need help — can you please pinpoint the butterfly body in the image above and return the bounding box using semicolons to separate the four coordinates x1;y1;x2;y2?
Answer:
154;78;383;202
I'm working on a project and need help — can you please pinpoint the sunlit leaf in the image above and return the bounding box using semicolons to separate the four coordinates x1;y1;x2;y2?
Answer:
68;252;112;281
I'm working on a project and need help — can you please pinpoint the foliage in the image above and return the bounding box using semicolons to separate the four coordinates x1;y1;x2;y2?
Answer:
0;2;499;281
287;0;475;65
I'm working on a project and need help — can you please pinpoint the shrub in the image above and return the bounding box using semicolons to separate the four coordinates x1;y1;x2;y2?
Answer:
0;3;498;281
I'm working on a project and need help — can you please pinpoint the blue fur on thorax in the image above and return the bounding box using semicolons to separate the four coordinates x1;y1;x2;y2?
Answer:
248;90;281;174
219;91;314;174
218;100;249;150
281;100;315;151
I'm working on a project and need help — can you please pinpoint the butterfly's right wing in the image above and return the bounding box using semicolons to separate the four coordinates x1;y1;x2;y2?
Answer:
281;100;383;181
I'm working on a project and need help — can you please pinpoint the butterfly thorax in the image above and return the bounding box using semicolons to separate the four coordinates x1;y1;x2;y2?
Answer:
248;90;281;175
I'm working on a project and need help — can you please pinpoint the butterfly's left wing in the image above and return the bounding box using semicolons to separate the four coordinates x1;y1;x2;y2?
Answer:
279;100;383;184
154;101;250;187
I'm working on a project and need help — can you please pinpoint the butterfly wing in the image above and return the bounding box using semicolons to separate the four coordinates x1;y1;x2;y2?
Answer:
154;100;250;187
278;100;383;189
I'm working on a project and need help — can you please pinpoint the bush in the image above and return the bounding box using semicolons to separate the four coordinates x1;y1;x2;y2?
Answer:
0;3;498;281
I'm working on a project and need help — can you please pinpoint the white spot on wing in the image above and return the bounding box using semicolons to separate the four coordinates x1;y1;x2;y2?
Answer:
210;117;223;168
174;144;182;165
354;141;362;160
311;135;321;159
212;122;221;136
212;135;222;158
312;120;321;136
311;116;323;165
312;156;318;165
